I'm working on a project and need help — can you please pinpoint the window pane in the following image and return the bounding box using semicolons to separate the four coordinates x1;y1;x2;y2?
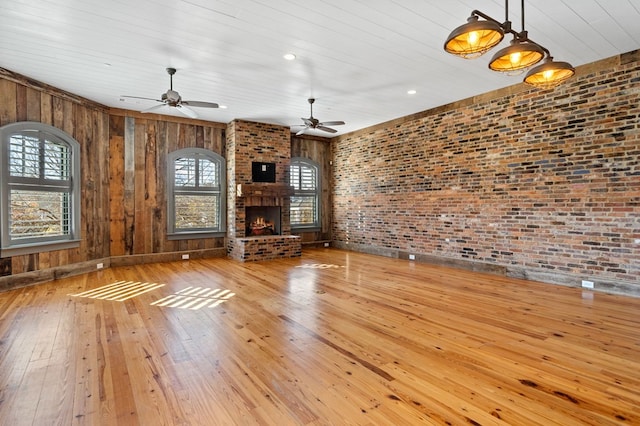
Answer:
175;158;197;187
299;166;316;190
9;135;40;178
174;194;219;229
290;195;316;226
9;189;70;239
199;158;219;187
290;166;300;188
290;164;316;190
44;140;70;180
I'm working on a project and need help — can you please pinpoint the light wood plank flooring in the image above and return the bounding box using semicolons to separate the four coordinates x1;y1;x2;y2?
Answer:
0;248;639;425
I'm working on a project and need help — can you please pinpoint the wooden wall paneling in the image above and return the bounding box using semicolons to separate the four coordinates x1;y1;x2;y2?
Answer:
0;258;10;277
26;87;41;121
40;92;52;125
195;125;204;148
153;120;168;253
109;116;126;256
184;124;196;150
291;135;333;240
214;126;225;154
39;250;51;270
63;100;74;137
123;116;136;255
203;126;212;152
0;79;17;125
47;249;60;270
52;97;64;130
16;85;27;121
11;255;26;275
15;84;27;121
133;119;148;254
95;111;111;259
145;121;158;253
78;106;95;262
164;121;179;252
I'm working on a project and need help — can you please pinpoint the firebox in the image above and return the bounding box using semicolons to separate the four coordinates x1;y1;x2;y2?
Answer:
246;206;281;236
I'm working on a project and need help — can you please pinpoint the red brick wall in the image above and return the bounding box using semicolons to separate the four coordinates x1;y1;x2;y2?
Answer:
331;51;640;295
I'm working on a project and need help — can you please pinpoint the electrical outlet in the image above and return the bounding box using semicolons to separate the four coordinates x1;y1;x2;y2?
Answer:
324;242;330;247
182;254;190;260
409;254;416;260
581;280;594;289
96;262;104;269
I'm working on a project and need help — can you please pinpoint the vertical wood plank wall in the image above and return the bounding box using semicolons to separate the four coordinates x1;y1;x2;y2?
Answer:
291;134;333;243
0;70;241;288
0;71;111;279
108;109;227;256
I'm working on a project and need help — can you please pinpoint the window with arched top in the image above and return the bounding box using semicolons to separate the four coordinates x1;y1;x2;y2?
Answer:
167;148;225;238
0;122;81;257
290;157;320;230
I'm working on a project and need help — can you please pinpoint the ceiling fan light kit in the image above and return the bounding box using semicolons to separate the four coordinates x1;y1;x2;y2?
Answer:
444;0;575;89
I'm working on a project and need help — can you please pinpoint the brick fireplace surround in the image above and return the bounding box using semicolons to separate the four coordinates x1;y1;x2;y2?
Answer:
226;120;301;261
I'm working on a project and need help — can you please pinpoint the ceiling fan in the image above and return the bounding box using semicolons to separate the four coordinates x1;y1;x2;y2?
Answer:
121;67;218;119
294;98;345;135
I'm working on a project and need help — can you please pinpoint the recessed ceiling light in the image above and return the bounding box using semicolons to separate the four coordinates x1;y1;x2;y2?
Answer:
283;53;296;61
407;89;417;95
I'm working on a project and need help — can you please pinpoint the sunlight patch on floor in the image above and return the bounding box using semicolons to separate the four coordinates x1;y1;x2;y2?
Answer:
70;281;165;301
295;264;343;269
150;286;235;310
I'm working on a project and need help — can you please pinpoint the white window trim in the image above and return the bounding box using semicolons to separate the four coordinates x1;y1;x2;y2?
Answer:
167;148;226;240
290;157;321;230
0;122;81;258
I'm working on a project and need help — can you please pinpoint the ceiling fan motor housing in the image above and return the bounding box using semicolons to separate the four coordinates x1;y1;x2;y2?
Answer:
162;90;182;105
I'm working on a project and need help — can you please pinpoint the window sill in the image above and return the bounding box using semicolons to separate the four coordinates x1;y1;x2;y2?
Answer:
1;239;81;258
291;226;321;232
167;231;226;241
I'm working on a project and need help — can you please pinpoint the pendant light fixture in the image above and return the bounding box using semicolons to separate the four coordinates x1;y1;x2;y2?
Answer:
524;57;575;89
488;37;545;74
444;0;574;88
444;13;505;59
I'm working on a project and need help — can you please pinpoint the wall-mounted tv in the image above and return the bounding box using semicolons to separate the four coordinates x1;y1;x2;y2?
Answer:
252;162;276;183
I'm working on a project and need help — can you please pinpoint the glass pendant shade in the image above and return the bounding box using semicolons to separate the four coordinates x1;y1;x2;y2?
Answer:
488;40;544;73
444;16;504;59
524;57;575;89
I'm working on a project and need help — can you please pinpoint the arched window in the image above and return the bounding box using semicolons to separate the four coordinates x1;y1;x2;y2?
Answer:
167;148;225;238
0;122;81;257
290;157;320;229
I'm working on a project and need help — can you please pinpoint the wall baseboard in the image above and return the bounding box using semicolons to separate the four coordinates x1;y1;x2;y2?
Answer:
332;241;640;298
0;248;226;293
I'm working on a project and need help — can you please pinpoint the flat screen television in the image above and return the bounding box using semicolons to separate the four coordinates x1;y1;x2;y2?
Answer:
252;162;276;183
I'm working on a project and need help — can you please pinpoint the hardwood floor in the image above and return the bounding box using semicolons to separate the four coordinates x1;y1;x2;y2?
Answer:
0;248;638;425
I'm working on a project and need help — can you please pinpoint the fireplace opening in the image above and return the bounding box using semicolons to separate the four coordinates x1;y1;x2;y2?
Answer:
246;206;281;236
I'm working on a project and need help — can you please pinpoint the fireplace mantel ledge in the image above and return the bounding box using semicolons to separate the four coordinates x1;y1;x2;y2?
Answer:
236;183;294;197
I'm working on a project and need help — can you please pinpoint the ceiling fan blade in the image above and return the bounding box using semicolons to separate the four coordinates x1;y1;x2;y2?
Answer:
141;104;168;114
121;95;163;103
176;104;198;118
317;126;338;133
181;100;219;108
319;120;345;126
295;127;308;136
301;118;313;126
